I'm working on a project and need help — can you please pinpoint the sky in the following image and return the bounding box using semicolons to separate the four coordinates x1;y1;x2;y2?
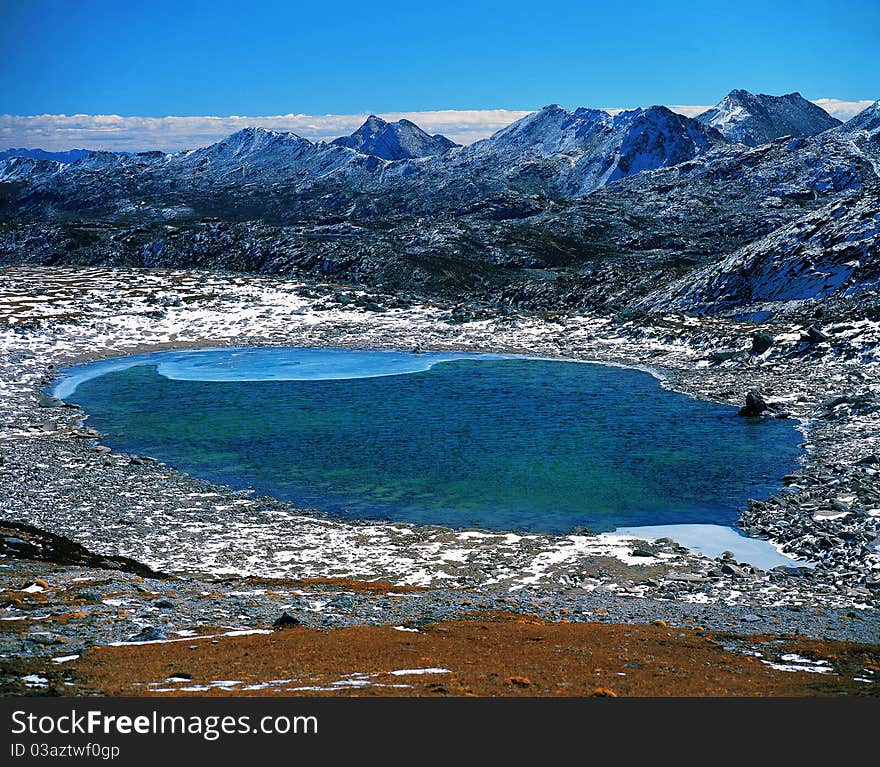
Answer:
0;0;877;150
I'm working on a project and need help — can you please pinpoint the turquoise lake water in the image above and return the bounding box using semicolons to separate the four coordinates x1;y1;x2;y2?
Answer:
57;347;803;534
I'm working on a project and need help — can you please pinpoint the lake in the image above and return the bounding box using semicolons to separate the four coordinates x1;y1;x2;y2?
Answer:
56;347;803;535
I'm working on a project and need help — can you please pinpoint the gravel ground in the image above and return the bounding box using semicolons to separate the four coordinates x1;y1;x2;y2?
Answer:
1;265;879;674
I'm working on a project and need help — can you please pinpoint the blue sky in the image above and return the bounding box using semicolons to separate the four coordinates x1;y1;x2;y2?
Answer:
1;0;877;116
0;0;877;151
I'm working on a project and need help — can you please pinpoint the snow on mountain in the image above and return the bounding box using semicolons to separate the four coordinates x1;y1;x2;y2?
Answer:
67;150;131;172
641;189;880;314
2;90;878;319
381;104;727;199
606;106;725;183
841;100;880;135
331;115;458;160
174;127;347;178
168;127;391;192
0;156;63;182
0;148;90;164
696;90;841;146
475;104;609;155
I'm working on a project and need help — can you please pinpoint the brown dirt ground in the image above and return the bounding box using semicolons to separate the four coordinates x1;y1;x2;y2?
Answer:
57;613;880;697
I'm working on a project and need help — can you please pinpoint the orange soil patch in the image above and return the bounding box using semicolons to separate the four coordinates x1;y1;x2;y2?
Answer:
67;614;880;697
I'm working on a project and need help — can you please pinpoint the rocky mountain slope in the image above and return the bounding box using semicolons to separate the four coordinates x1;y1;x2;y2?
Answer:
842;100;880;136
642;188;880;314
331;115;458;159
375;104;727;201
696;90;841;146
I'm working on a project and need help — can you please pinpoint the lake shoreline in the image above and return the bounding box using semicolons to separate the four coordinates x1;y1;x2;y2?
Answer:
1;265;878;693
58;347;805;548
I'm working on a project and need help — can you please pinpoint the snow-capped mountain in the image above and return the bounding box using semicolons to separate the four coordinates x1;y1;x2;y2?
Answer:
696;90;841;146
372;104;726;201
0;156;63;182
0;105;727;218
331;115;458;160
0;127;388;217
473;104;610;155
0;148;90;163
1;89;876;311
172;127;376;181
472;104;723;173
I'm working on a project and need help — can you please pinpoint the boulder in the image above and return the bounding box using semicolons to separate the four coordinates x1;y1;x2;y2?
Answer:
710;349;742;363
804;325;830;344
272;612;301;630
738;390;770;417
127;626;166;642
751;331;774;355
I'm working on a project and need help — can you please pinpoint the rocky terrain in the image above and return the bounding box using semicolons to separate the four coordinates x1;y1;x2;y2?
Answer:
0;89;878;695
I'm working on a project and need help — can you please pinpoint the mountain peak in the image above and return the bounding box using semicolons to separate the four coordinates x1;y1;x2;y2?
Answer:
698;90;841;145
331;116;458;160
223;126;307;145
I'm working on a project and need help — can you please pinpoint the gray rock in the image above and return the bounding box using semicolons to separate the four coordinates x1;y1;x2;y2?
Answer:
711;349;742;363
630;548;655;557
272;612;301;629
751;331;774;355
738;390;770;417
721;562;749;578
127;626;166;642
805;326;830;344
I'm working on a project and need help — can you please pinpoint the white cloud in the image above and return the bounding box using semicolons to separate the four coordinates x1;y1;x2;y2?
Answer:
1;99;874;152
0;110;534;152
667;105;713;118
810;98;877;121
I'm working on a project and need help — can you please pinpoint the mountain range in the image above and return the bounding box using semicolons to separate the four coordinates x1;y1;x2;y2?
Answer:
0;148;91;164
1;89;877;321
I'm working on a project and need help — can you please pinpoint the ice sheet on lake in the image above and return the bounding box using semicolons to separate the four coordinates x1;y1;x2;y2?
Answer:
50;347;527;399
613;523;813;570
